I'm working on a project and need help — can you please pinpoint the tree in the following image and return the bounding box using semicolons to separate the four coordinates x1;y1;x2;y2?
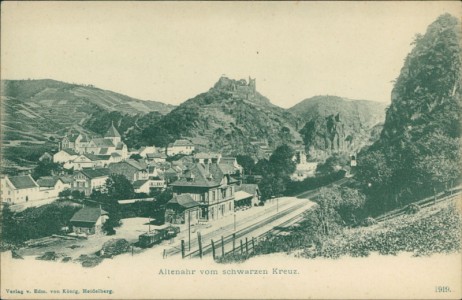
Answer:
236;155;255;175
31;161;62;180
316;153;350;175
106;174;135;200
269;144;296;176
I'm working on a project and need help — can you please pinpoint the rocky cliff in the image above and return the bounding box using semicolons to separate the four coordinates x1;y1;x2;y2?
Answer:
290;96;386;160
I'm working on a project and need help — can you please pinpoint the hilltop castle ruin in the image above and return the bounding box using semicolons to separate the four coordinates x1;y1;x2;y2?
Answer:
214;76;257;100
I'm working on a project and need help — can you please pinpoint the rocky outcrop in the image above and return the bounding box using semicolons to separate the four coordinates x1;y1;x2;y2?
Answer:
293;96;386;160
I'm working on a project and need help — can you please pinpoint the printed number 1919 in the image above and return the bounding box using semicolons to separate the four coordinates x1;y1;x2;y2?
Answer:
435;286;451;293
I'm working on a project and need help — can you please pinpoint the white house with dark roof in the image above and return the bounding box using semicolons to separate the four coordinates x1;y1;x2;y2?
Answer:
169;153;238;222
108;159;148;182
36;176;71;199
53;148;79;164
71;168;110;196
235;184;260;208
166;139;195;156
0;175;40;204
70;206;108;235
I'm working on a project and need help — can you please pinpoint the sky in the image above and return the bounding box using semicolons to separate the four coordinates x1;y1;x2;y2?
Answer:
1;1;461;108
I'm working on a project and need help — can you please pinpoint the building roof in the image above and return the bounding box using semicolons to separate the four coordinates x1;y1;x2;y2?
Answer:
95;155;111;161
70;206;108;224
115;142;125;150
218;163;236;175
62;148;79;156
99;148;109;155
8;175;38;189
221;157;237;164
125;159;147;170
66;133;80;142
84;153;102;161
194;152;221;159
59;176;74;184
105;122;121;138
80;134;90;142
170;163;226;188
36;176;61;188
79;168;110;179
172;139;194;147
133;180;149;189
167;194;200;209
236;184;259;195
234;191;254;202
91;138;115;148
146;152;166;159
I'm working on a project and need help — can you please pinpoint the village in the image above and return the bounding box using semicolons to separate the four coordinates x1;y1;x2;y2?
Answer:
1;123;323;265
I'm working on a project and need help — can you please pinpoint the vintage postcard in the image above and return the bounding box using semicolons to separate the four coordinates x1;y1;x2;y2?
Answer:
1;1;461;299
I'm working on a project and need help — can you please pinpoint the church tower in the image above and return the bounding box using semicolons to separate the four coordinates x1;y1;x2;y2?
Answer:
105;121;121;145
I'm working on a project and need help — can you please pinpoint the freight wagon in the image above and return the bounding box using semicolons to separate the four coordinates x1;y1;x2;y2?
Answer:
138;226;180;248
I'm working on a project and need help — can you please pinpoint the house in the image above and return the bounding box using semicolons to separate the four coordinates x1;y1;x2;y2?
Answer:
219;157;243;175
0;175;40;204
71;168;110;196
36;176;71;199
108;159;148;182
67;154;98;170
165;194;200;225
39;152;53;162
60;132;90;154
86;138;116;155
70;206;109;235
235;184;260;208
53;148;79;164
166;139;195;156
169;154;238;222
138;146;156;158
146;152;167;163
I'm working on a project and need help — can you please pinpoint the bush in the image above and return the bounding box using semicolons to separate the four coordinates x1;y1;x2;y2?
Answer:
362;217;377;227
406;203;421;214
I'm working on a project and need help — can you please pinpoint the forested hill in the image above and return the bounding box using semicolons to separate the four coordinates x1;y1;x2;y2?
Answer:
357;13;461;213
131;76;303;158
289;95;386;159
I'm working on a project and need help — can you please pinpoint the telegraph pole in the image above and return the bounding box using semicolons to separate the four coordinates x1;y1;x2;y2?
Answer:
188;210;191;251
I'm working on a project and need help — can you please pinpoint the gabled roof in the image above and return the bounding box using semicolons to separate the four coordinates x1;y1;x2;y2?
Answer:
79;134;90;142
167;194;200;209
115;142;126;150
125;159;147;170
79;168;110;179
194;152;221;159
105;122;121;138
164;168;178;175
170;163;225;188
90;138;115;148
7;175;38;189
133;180;149;189
146;152;166;159
218;163;236;175
236;184;259;195
221;157;237;164
62;148;79;156
59;176;74;184
172;139;194;147
84;153;101;161
36;176;62;188
70;206;108;224
95;155;111;161
234;190;254;201
65;133;80;142
99;148;109;155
